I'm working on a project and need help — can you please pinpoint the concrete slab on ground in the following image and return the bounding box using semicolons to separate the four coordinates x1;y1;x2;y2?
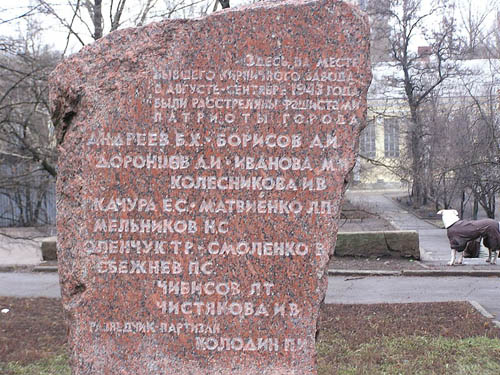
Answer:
418;229;454;262
0;227;54;266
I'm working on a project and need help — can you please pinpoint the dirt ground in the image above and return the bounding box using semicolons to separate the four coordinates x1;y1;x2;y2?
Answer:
0;297;67;364
338;199;396;232
1;297;499;369
318;302;500;374
319;302;500;344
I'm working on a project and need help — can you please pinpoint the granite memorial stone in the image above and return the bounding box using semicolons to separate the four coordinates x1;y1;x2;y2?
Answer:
50;0;371;373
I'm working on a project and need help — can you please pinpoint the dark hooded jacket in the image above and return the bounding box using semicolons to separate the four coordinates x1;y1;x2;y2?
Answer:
447;219;500;252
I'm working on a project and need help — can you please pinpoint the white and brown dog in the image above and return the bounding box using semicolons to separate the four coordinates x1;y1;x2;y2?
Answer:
438;209;500;266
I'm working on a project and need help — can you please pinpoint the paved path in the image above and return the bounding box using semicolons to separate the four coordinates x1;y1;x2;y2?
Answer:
346;190;436;230
0;272;60;298
2;272;499;321
326;275;500;320
346;190;455;262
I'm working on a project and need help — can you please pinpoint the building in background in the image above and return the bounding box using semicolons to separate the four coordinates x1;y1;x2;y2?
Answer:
353;58;500;190
347;0;392;63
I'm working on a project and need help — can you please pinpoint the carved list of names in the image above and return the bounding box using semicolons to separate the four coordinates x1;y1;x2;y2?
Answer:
82;53;361;355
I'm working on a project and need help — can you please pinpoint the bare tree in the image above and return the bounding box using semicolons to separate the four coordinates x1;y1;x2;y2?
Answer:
0;19;59;225
368;0;459;207
455;0;497;58
418;58;500;218
0;0;232;226
458;61;500;218
0;23;58;176
32;0;229;54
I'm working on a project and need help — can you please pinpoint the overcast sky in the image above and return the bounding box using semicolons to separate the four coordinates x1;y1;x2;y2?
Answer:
1;0;498;55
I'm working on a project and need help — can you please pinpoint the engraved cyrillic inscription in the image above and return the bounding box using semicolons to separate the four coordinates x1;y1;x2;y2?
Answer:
82;53;359;353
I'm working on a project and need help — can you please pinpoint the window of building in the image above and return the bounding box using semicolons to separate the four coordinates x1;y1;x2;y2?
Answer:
384;118;400;158
359;122;376;158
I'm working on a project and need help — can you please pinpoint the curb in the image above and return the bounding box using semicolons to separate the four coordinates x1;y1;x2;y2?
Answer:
5;265;500;277
327;269;401;277
0;266;17;273
402;269;500;277
0;265;34;273
469;301;500;329
328;269;500;277
32;266;58;273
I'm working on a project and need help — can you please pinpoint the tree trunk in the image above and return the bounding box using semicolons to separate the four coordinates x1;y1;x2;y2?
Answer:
486;195;495;219
460;191;465;217
408;102;428;208
410;126;425;208
473;197;478;220
219;0;230;9
93;0;103;40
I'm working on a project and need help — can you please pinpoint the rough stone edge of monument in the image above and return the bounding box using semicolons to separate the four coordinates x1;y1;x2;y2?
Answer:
48;0;370;82
50;0;371;264
48;2;372;374
49;0;371;145
51;0;371;278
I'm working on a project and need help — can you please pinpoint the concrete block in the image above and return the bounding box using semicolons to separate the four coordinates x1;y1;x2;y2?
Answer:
41;237;57;260
384;231;420;259
0;227;45;266
334;230;420;259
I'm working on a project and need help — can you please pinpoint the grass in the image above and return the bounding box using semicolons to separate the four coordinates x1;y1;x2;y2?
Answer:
317;303;500;375
317;335;500;375
3;335;499;375
0;351;70;375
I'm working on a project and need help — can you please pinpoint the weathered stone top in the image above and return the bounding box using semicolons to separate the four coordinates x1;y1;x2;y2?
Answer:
50;1;370;374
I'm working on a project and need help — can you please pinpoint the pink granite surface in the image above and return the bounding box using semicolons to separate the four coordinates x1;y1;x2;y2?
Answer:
50;0;371;374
